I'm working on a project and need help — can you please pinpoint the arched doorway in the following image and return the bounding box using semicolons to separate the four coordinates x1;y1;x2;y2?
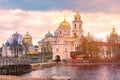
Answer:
55;55;61;62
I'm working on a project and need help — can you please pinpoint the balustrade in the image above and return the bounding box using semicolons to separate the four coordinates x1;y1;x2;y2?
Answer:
0;58;31;66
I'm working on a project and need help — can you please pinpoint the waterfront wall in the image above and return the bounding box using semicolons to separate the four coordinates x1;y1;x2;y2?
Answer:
0;62;59;75
61;59;120;66
0;64;31;75
31;62;59;71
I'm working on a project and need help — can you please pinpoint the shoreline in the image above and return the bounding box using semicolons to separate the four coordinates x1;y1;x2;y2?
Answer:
0;62;66;80
30;62;60;71
61;61;120;66
0;61;120;80
0;75;68;80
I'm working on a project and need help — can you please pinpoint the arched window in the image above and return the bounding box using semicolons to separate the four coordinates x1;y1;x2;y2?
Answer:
79;24;81;29
51;47;52;51
74;24;76;29
41;48;42;51
65;48;67;52
75;17;77;21
74;33;76;38
29;40;31;43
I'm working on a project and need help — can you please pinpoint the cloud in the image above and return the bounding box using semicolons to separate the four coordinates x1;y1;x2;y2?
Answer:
82;12;120;40
0;0;120;13
0;9;74;46
0;9;120;46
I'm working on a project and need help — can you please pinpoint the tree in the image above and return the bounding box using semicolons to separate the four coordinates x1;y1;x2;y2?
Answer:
7;32;23;57
106;35;120;59
44;41;52;60
41;40;52;61
80;36;101;59
23;43;29;58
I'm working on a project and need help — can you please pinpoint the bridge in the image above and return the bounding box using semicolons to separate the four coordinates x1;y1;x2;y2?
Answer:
0;58;32;75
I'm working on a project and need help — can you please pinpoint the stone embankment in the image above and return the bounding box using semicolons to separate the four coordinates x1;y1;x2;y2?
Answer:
0;75;68;80
0;62;59;75
31;62;60;71
61;59;120;66
0;62;69;80
0;64;31;75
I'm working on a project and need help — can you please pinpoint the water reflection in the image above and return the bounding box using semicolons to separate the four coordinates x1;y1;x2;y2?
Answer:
21;64;120;80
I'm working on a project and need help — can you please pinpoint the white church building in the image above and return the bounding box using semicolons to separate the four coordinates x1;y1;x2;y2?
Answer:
38;8;83;60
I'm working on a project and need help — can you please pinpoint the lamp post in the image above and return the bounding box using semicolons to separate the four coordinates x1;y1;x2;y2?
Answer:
42;44;44;62
41;40;45;62
5;45;8;58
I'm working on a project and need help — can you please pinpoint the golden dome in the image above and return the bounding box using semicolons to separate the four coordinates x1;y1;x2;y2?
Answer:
24;32;32;39
59;18;70;29
110;27;118;36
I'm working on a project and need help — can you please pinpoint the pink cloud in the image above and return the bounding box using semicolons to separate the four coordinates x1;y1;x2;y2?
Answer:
0;9;120;46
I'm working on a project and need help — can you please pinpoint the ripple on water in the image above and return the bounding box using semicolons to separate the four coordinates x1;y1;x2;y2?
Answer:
21;64;120;80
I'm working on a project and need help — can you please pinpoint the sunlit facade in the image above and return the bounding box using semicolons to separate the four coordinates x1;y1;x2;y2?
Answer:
38;7;120;60
38;8;84;60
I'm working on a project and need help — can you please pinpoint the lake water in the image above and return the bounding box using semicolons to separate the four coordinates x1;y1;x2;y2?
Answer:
21;64;120;80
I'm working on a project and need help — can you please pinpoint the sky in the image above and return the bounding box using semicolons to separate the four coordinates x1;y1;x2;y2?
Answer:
0;0;120;46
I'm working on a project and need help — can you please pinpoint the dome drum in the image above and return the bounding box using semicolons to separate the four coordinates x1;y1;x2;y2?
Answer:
59;18;71;29
45;32;53;38
24;32;32;39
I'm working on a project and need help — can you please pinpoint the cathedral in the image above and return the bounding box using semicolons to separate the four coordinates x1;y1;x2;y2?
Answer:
1;8;120;60
38;7;120;60
38;8;84;60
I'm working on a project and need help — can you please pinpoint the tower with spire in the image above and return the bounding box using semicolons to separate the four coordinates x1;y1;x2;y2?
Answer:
38;7;85;60
72;7;83;38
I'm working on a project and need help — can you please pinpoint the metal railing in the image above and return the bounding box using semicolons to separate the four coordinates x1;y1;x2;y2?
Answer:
0;58;31;66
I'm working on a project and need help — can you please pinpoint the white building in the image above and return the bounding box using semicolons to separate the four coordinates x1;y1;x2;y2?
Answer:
2;32;35;58
38;8;84;60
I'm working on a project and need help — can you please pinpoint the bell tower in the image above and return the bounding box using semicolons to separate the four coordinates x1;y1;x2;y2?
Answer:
72;7;83;38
